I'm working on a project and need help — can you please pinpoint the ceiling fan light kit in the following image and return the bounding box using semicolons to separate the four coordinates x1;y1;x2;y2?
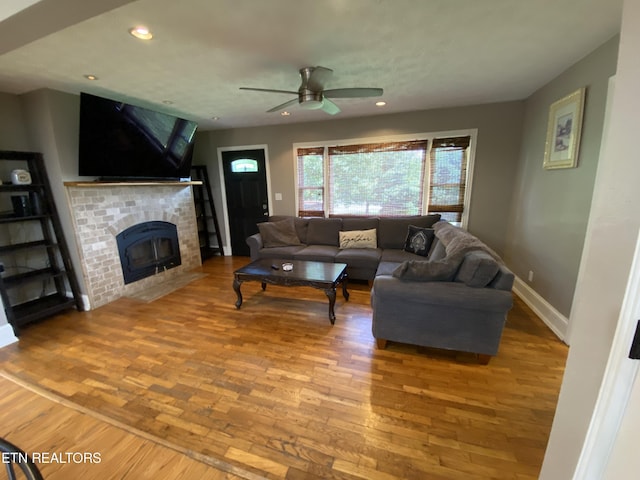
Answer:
240;66;383;116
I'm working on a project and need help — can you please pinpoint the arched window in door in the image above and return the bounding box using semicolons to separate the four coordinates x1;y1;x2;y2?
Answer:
230;159;259;173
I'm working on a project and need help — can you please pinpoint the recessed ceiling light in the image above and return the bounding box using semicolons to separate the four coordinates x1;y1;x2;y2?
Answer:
281;111;291;116
162;100;173;105
129;26;153;40
211;116;220;121
84;74;98;81
375;101;386;107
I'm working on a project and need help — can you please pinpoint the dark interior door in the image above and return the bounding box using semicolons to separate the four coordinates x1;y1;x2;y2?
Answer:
222;149;269;256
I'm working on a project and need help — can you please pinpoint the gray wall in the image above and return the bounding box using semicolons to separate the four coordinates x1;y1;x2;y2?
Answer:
0;89;87;300
194;101;525;256
541;4;637;474
19;89;86;297
0;92;30;150
504;36;619;318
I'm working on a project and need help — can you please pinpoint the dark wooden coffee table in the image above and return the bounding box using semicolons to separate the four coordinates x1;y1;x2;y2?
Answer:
232;258;349;324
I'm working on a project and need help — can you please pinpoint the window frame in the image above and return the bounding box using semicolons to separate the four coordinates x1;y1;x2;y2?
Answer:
293;129;477;227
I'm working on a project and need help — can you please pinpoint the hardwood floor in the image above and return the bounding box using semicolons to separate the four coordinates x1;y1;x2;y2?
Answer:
0;256;568;479
0;375;249;479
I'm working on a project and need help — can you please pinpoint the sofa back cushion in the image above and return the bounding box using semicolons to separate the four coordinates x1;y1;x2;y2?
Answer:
257;218;301;247
342;217;379;231
377;214;441;249
267;215;310;244
454;251;500;288
306;218;342;246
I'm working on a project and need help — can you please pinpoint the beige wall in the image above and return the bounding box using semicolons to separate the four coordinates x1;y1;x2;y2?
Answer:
504;36;619;319
194;101;525;256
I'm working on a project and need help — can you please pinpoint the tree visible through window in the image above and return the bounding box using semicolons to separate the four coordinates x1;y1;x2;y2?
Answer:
428;137;470;223
328;141;427;216
296;135;471;221
297;147;324;216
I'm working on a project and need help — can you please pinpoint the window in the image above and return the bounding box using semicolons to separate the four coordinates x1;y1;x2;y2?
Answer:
230;159;259;173
296;147;324;216
296;133;472;223
428;137;470;223
327;140;427;216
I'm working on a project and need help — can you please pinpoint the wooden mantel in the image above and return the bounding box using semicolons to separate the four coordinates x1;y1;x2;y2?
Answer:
64;181;202;187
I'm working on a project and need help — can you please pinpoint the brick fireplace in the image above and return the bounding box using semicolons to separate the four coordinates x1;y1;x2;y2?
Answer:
65;183;201;309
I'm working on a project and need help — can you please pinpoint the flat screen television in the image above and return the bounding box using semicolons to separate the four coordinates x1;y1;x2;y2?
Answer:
78;92;198;180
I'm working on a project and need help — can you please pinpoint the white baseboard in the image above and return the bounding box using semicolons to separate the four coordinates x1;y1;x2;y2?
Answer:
0;324;18;347
80;294;91;311
512;275;569;344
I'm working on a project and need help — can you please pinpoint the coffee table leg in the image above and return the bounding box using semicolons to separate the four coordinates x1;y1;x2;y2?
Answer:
342;274;349;301
324;287;337;325
233;277;243;309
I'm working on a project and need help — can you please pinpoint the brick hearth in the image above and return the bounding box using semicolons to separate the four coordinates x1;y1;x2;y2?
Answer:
65;183;201;309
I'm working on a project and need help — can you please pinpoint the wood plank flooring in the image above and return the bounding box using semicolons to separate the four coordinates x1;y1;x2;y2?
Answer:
0;375;251;479
0;256;568;479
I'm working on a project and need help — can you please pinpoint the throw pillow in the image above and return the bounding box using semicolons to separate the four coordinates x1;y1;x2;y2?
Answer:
257;218;301;247
403;225;435;257
339;229;377;249
392;259;458;282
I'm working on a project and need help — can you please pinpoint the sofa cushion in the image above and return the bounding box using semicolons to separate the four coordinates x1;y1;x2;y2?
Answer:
306;218;342;246
380;248;423;263
335;247;382;268
268;216;310;244
377;215;441;249
455;251;501;288
339;228;377;249
429;239;447;261
257;245;306;259
342;217;379;231
293;245;339;262
257;218;301;247
392;259;458;282
403;226;435;257
375;261;402;276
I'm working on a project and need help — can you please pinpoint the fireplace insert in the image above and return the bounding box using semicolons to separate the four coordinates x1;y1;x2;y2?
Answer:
116;221;181;284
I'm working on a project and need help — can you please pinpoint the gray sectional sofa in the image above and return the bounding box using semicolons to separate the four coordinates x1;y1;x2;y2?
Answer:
246;215;514;363
247;214;442;280
372;221;514;363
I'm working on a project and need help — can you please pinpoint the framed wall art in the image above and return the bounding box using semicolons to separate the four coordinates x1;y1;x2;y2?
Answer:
543;87;586;169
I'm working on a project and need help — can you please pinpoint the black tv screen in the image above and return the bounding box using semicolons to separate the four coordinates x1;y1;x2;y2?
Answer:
78;92;198;180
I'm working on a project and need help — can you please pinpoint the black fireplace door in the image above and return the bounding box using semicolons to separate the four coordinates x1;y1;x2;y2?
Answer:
116;221;181;284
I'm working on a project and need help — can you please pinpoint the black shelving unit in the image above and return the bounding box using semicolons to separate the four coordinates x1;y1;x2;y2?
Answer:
0;150;82;335
190;165;223;260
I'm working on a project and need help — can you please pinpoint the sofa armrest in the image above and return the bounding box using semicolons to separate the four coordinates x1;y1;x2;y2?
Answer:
372;276;513;312
246;233;263;260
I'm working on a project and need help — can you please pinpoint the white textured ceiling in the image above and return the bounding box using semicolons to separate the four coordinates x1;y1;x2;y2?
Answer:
0;0;623;130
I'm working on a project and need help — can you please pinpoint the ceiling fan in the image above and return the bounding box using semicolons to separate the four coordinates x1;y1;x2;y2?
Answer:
239;66;383;115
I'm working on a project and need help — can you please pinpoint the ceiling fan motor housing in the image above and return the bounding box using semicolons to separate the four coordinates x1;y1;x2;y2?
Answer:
298;67;325;109
298;91;324;109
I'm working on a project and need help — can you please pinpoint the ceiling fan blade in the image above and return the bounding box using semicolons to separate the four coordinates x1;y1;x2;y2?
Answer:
324;87;384;98
266;98;299;113
239;87;298;95
321;98;341;115
304;66;333;91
